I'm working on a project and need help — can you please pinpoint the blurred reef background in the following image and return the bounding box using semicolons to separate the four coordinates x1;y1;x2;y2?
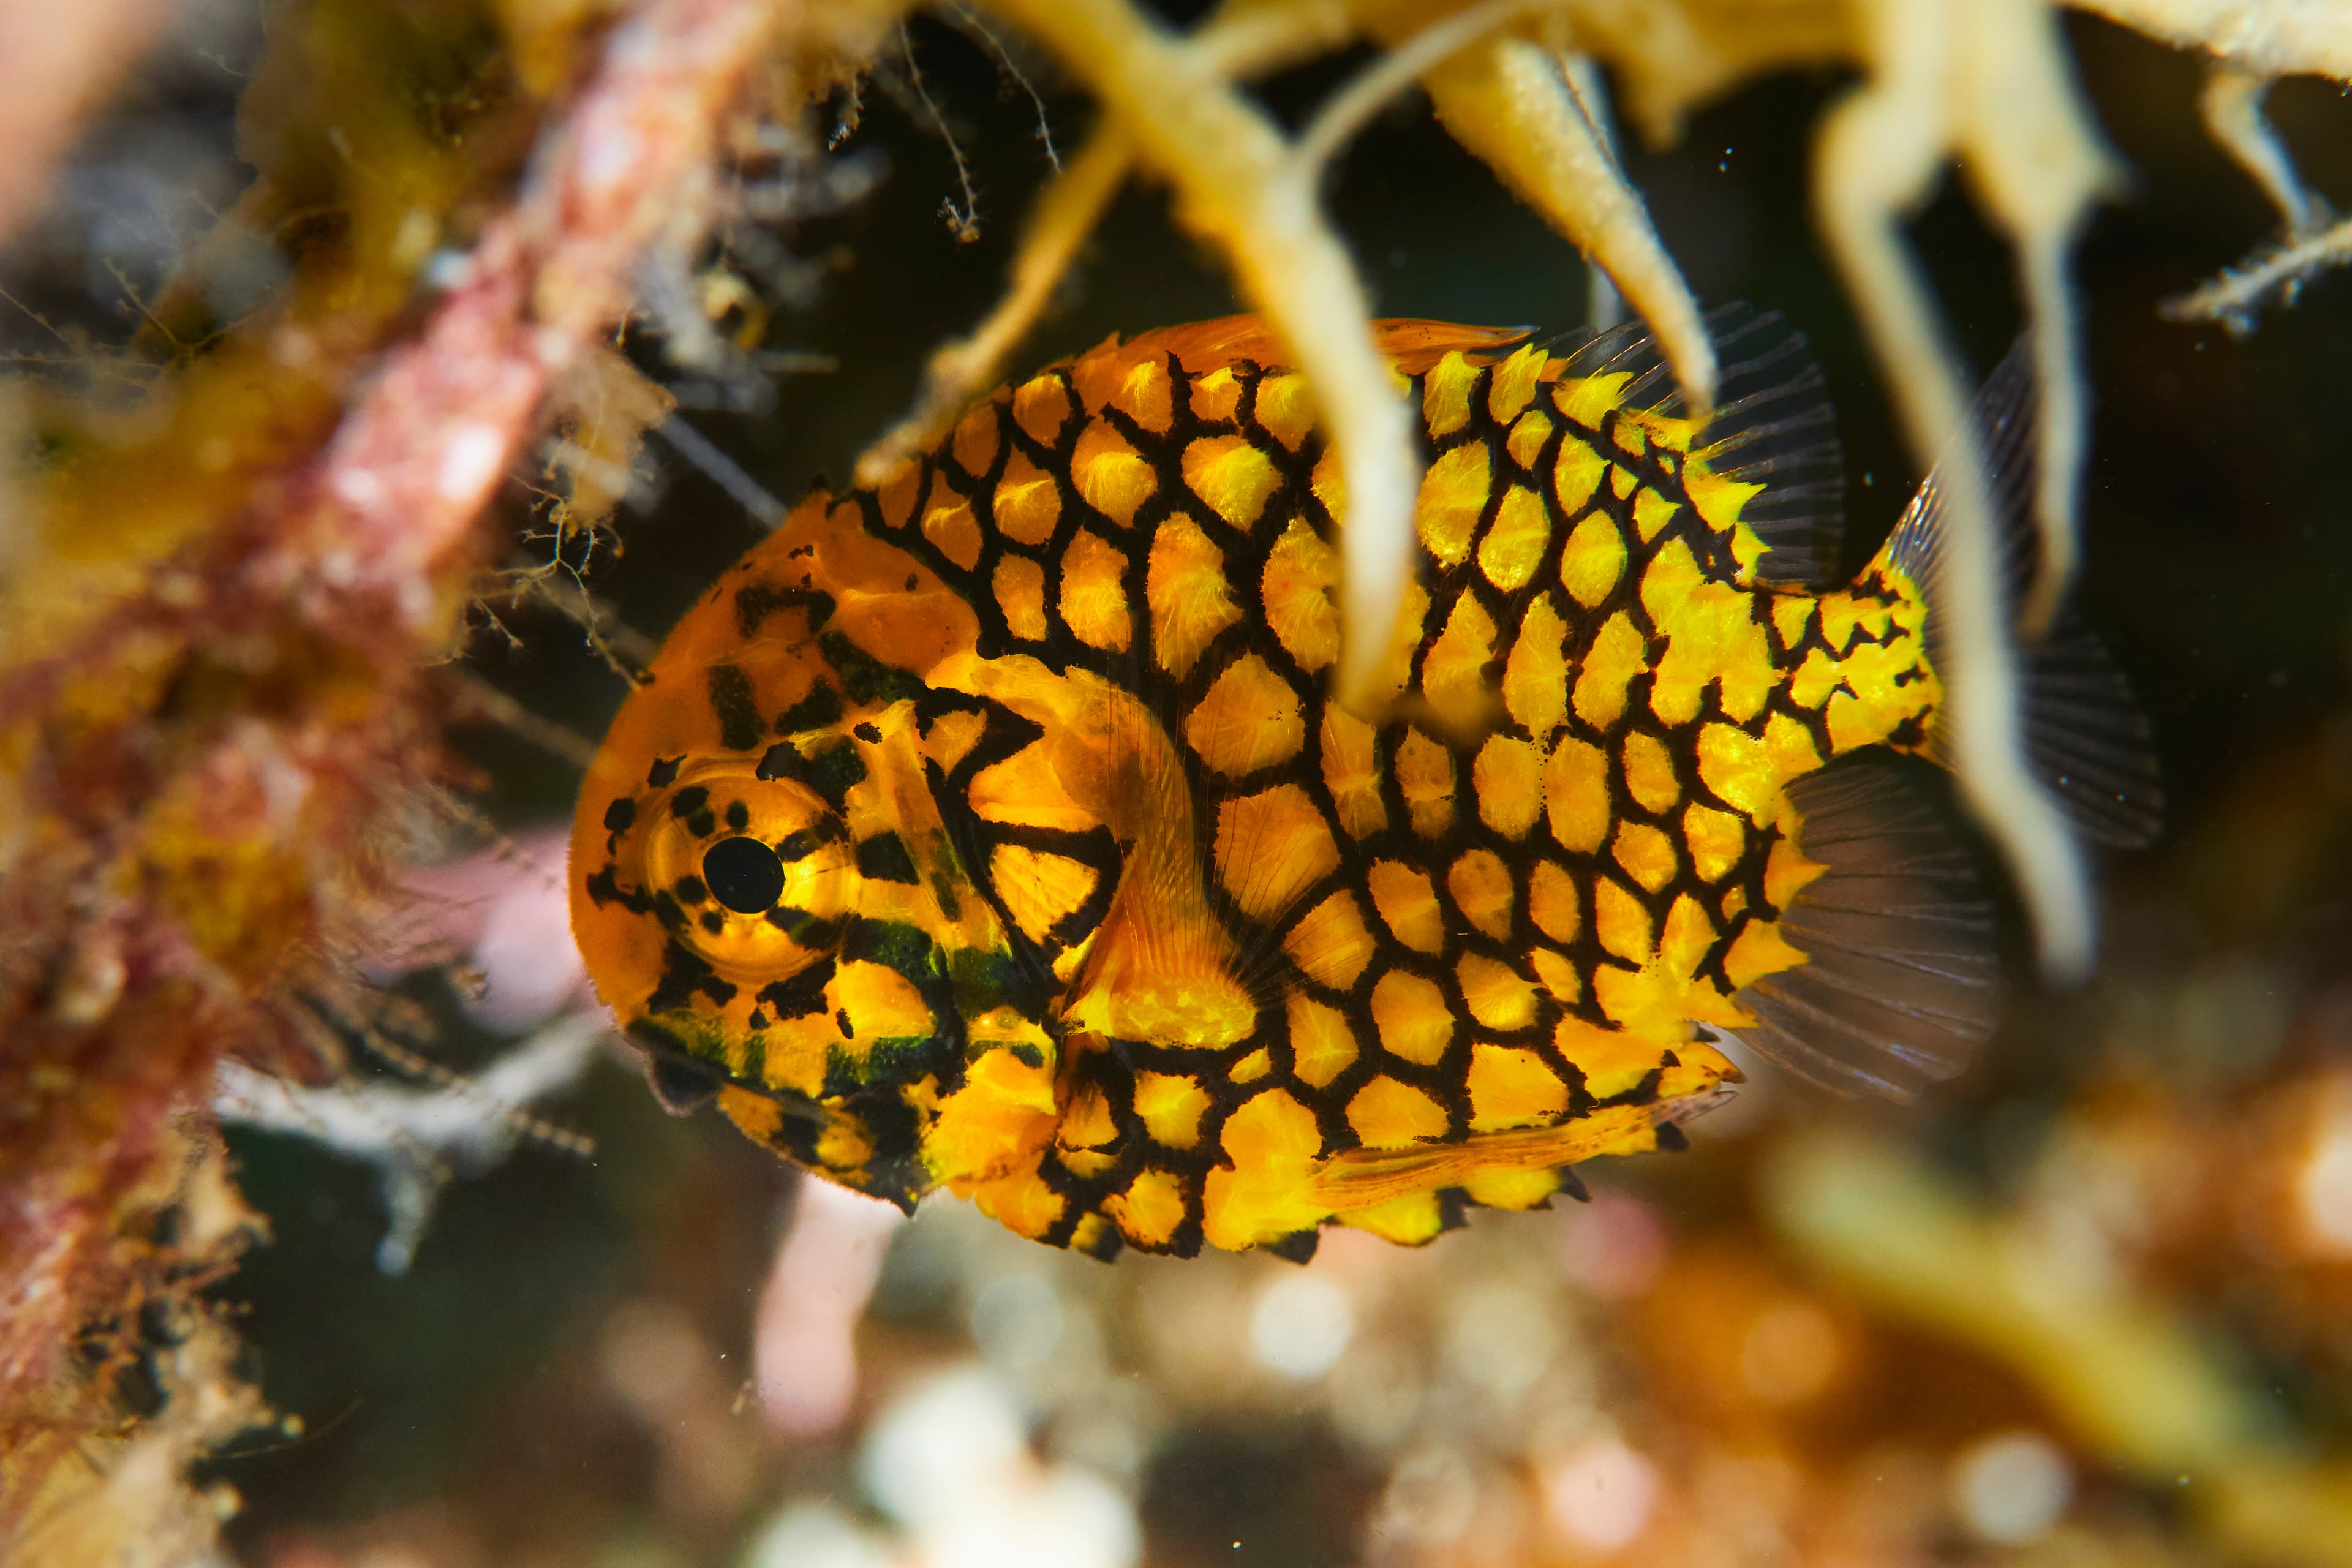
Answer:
9;2;2352;1566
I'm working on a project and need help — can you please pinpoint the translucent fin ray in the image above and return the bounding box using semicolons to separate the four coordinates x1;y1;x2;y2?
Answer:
1729;760;2000;1099
1879;338;2164;850
2018;624;2165;848
1883;338;2038;605
1540;302;1847;587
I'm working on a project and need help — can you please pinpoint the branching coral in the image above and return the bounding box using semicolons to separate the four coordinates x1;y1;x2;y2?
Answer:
873;0;2116;967
7;0;2352;1553
0;0;837;1544
969;0;1430;708
871;0;2346;978
214;1010;605;1274
850;1;1359;486
2162;55;2352;330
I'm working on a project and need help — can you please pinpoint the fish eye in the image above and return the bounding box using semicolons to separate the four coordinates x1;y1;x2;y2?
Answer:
703;835;786;913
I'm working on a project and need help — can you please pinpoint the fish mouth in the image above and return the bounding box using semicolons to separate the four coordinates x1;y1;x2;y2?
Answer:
622;1017;826;1125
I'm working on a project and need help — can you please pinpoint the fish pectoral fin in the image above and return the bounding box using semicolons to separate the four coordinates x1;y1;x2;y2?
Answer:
1731;758;2001;1099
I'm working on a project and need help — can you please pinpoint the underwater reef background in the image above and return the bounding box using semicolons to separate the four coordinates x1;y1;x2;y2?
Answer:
9;2;2352;1564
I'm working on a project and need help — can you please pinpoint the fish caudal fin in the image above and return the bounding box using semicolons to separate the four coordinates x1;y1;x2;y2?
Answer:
1732;761;2001;1098
2014;622;2165;848
1877;339;2165;848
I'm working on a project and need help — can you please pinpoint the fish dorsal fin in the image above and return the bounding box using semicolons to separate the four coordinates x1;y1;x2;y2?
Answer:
1111;316;1535;379
1544;303;1847;587
1366;319;1537;374
1731;760;2000;1098
1879;341;2165;848
1882;339;2040;602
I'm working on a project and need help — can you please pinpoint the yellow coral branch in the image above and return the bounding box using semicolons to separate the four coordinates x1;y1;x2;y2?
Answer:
1765;1130;2352;1568
856;0;1355;488
1294;7;1720;411
856;130;1130;486
2067;0;2352;78
1194;0;1359;75
1287;0;1536;175
1414;32;1717;415
976;0;1419;711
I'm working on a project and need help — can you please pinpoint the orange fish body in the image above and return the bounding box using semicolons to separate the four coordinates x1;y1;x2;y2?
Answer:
568;312;2153;1258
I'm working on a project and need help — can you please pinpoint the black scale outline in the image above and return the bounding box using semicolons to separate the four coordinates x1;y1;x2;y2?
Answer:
622;333;1929;1252
1384;361;1939;1106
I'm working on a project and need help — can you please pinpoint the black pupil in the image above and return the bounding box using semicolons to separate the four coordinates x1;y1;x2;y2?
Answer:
702;837;785;914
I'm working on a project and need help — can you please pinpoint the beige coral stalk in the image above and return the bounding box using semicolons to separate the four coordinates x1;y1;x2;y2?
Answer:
977;0;1423;711
1766;1131;2352;1567
2068;0;2352;78
1815;0;2114;977
855;2;1355;486
1371;15;1719;414
855;131;1133;486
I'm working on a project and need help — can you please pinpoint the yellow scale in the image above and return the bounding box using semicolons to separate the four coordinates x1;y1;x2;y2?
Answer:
570;314;1961;1259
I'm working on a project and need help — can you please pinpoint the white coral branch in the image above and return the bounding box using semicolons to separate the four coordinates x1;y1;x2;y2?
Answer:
2162;64;2347;330
2067;0;2352;79
2085;10;2352;331
854;130;1134;487
213;1011;609;1274
2165;214;2352;328
2198;66;2331;238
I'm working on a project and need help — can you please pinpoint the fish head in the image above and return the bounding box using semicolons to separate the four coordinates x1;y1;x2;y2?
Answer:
568;496;1030;1202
